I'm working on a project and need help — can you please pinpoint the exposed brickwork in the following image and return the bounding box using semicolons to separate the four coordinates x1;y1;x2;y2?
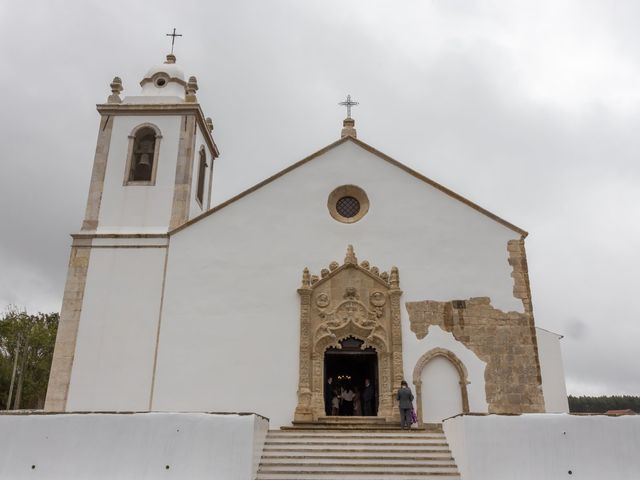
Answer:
406;239;545;414
508;238;533;314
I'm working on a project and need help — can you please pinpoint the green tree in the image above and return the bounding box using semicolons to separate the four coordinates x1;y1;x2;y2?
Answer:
0;307;59;410
569;395;640;413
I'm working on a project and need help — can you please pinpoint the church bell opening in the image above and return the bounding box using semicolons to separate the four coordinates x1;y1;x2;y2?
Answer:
324;338;378;417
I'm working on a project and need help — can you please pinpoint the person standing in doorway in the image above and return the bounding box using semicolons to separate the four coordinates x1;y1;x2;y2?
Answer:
353;387;362;416
341;386;355;416
331;390;340;416
325;377;334;416
396;380;414;429
363;378;375;416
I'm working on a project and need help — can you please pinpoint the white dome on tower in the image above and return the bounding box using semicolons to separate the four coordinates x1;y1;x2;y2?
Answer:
143;54;186;82
131;54;188;102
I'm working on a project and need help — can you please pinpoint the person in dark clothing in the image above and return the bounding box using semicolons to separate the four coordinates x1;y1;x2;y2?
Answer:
396;380;414;429
341;387;355;415
324;377;334;416
362;378;375;416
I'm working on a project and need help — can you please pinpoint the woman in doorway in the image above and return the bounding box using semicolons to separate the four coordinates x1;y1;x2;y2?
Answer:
341;386;356;416
396;380;414;429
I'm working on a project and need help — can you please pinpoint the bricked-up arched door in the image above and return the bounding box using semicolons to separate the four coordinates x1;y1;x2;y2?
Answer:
294;246;405;423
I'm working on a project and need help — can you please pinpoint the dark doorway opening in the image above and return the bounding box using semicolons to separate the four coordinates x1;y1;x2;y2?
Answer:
324;337;378;416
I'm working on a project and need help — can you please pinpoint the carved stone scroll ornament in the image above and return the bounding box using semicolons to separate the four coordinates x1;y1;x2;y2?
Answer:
294;245;404;423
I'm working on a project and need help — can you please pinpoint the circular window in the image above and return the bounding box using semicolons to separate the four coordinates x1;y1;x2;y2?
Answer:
155;77;167;87
328;185;369;223
336;196;360;218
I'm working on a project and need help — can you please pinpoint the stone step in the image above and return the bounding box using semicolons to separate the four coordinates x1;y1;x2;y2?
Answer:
260;457;456;465
254;427;459;480
316;416;388;423
282;425;439;431
256;471;460;480
267;428;444;437
265;440;447;446
267;432;446;443
259;463;458;472
266;438;448;445
263;444;451;452
285;421;443;432
262;453;453;460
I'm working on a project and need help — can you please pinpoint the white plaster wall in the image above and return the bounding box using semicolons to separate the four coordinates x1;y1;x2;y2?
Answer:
97;115;181;234
153;140;518;426
66;247;166;411
414;326;488;414
0;412;267;480
421;356;463;423
537;328;569;413
444;414;640;480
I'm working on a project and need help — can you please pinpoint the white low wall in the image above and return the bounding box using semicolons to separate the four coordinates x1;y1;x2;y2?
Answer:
443;413;640;480
0;412;269;480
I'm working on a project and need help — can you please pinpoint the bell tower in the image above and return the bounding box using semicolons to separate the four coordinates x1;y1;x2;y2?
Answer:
45;52;219;412
81;53;219;234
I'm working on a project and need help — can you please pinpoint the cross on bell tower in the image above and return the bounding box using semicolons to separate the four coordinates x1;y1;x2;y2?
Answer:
166;28;182;54
164;28;182;64
338;94;359;139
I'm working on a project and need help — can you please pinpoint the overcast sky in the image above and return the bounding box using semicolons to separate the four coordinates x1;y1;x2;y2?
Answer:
1;1;638;397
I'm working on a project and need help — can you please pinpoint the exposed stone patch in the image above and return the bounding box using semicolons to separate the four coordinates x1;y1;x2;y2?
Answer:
508;239;533;314
406;297;544;413
406;239;544;414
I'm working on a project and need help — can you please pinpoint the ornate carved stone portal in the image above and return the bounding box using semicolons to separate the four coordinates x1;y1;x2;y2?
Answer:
294;246;404;422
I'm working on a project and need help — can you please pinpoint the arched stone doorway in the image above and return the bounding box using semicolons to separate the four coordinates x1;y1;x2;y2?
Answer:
412;348;470;425
294;246;405;423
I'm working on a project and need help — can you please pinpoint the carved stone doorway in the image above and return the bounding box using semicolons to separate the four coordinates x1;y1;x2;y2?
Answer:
294;246;405;423
325;338;379;416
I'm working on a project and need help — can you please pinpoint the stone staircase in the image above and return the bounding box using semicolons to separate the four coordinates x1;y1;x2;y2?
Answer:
255;424;460;479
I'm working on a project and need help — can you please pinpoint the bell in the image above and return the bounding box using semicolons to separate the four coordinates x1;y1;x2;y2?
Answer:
133;154;151;181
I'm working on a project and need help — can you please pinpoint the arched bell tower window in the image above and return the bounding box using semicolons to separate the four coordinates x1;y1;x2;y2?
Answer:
123;123;162;185
196;146;207;207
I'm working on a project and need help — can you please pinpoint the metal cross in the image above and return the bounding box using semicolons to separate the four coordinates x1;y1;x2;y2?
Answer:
166;28;182;54
339;94;359;118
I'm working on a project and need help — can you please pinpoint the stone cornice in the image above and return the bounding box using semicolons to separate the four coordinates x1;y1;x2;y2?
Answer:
70;232;169;248
71;233;168;239
96;103;219;158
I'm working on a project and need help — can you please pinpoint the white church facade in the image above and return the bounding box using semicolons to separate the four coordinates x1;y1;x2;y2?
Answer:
44;53;570;430
3;50;638;480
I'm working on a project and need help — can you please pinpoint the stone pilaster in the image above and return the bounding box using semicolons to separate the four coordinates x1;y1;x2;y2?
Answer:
81;115;114;231
44;239;92;411
294;272;314;422
169;114;197;229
